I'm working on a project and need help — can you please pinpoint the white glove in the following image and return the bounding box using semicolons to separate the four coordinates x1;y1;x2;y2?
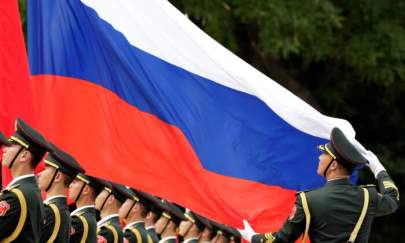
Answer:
351;139;385;177
364;150;386;178
237;219;256;241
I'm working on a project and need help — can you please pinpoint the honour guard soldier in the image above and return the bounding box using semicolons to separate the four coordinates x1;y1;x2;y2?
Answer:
69;173;105;243
154;200;185;243
116;186;154;243
239;127;400;243
197;219;214;243
95;179;125;243
210;222;233;243
0;118;50;242
179;210;212;243
138;191;163;243
38;143;85;243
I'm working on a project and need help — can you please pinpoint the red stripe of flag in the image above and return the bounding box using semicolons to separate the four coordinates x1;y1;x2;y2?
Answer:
0;0;38;188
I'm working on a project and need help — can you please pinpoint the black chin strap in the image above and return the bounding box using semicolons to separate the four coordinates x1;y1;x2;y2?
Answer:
45;169;59;192
75;182;87;203
125;201;138;219
8;147;24;169
183;222;193;238
100;192;111;212
323;158;335;177
160;219;170;235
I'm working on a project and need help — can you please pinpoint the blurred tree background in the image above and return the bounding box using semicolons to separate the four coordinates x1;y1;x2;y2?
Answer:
19;0;404;241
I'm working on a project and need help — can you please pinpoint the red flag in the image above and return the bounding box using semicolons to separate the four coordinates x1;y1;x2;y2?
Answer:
0;0;37;188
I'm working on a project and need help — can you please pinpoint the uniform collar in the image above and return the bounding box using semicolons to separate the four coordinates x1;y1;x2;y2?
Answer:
159;236;177;243
326;177;350;186
71;205;96;216
6;174;35;189
97;213;119;227
183;237;199;243
124;220;145;230
44;195;67;204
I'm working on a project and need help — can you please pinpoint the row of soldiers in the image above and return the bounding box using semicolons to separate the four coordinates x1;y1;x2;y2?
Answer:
0;118;241;243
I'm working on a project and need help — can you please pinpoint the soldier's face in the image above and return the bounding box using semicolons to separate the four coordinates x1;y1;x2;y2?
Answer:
2;144;22;167
69;178;85;202
95;189;110;210
119;198;135;219
179;220;193;236
317;153;333;177
38;165;57;190
200;227;213;241
155;215;170;234
145;211;158;227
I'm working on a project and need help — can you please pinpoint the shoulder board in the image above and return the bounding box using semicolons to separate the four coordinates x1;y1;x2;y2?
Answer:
360;184;376;188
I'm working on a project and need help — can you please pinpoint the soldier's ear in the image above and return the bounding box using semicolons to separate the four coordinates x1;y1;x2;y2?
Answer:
18;149;32;164
330;160;339;171
82;184;90;195
54;171;64;182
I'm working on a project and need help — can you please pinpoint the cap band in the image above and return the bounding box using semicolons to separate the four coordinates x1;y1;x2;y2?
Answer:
184;213;196;223
162;212;172;220
44;159;60;169
9;136;29;148
319;144;337;159
76;175;90;184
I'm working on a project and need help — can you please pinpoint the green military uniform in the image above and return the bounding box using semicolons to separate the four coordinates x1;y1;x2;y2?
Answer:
0;118;50;242
70;205;98;243
40;143;85;243
0;175;45;242
70;174;104;243
95;179;125;243
97;214;124;243
252;128;399;243
124;221;153;243
146;227;160;243
41;196;71;243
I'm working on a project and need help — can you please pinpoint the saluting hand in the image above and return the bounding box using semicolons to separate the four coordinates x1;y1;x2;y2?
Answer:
364;150;386;178
352;139;386;178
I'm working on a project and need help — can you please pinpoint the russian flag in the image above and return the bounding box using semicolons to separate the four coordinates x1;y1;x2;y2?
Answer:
28;0;356;232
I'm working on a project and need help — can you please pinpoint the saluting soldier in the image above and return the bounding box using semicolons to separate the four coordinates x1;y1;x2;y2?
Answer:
154;200;185;243
69;173;105;243
38;143;85;243
0;118;50;242
239;127;400;243
179;210;212;243
94;179;125;243
116;185;154;243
